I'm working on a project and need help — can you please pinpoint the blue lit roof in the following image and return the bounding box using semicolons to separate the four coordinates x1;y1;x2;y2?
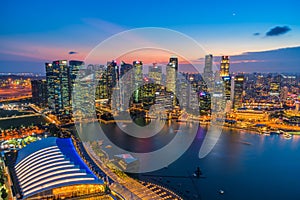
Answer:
14;137;103;199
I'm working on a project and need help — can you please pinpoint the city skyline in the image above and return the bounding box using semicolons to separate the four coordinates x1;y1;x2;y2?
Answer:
1;1;300;73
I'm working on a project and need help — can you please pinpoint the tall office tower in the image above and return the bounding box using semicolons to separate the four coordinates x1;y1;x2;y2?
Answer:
69;60;84;105
31;79;47;108
106;60;119;101
176;74;188;108
219;56;231;101
46;60;70;117
233;75;245;110
166;56;178;93
95;65;108;100
119;61;134;110
45;63;55;110
149;63;162;85
166;56;178;107
220;56;230;77
203;54;213;79
120;61;133;78
133;60;143;103
199;91;211;115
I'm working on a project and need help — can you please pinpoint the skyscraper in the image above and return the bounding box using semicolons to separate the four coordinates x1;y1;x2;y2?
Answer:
219;56;231;101
31;79;47;108
233;75;245;110
120;61;134;110
120;61;133;78
46;60;70;118
203;54;213;78
166;56;178;94
69;60;84;106
220;56;230;77
133;60;143;103
148;63;162;85
106;60;119;101
95;65;108;101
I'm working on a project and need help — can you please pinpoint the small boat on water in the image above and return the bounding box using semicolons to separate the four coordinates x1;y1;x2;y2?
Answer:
263;132;270;136
283;132;292;139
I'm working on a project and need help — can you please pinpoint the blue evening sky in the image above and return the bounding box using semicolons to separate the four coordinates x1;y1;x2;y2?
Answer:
0;0;299;73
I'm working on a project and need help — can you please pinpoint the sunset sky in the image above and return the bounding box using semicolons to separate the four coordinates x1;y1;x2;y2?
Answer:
1;0;300;73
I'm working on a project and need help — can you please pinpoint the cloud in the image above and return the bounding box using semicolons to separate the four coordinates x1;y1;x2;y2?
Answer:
266;26;291;37
229;46;300;72
68;51;78;54
253;32;260;36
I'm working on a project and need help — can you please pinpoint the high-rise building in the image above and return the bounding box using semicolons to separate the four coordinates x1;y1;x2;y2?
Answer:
120;61;133;78
69;60;84;105
31;79;47;108
203;54;213;79
95;65;108;101
233;75;245;110
166;56;178;107
46;60;70;118
133;60;143;103
199;91;211;115
166;56;178;95
220;56;230;77
106;60;119;101
45;62;55;110
149;63;162;85
120;62;134;110
219;56;231;101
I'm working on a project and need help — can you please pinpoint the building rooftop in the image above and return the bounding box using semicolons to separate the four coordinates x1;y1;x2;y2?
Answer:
13;137;103;199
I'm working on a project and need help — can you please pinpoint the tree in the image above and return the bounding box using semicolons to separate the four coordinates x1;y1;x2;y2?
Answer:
1;188;8;199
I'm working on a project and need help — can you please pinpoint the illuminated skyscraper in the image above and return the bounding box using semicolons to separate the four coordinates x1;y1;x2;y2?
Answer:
106;60;119;101
233;75;245;110
166;56;178;94
69;60;84;105
45;62;55;110
220;56;230;77
120;61;133;78
149;63;162;85
46;60;70;117
219;56;231;101
31;79;47;108
95;65;108;101
133;60;143;103
120;61;134;110
203;54;213;78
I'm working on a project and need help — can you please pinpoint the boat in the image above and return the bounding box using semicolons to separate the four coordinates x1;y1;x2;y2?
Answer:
263;132;270;136
219;190;225;194
283;133;292;139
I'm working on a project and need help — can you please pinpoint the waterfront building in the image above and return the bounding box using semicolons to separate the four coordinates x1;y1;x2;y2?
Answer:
233;75;245;110
148;63;162;85
219;56;231;104
45;60;70;118
119;61;134;110
133;61;143;103
106;60;119;102
203;54;214;86
4;137;107;200
31;79;47;108
166;56;178;94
